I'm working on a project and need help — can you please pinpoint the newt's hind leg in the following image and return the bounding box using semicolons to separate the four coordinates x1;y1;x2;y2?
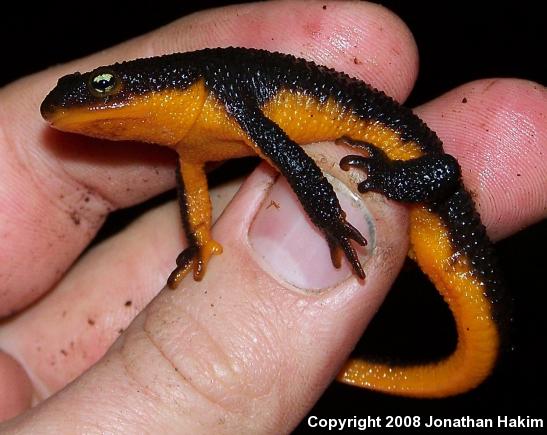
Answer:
337;137;461;203
167;158;222;289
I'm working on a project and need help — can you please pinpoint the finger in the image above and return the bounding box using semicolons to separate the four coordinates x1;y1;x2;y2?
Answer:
414;78;547;240
0;179;243;399
0;351;32;421
0;0;418;316
0;145;409;432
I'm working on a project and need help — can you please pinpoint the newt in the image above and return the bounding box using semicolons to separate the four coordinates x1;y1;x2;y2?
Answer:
40;47;508;398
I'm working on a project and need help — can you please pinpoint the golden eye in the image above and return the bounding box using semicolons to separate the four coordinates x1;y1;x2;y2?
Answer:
89;70;119;96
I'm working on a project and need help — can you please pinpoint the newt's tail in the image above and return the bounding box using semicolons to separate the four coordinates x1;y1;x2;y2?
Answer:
338;190;507;398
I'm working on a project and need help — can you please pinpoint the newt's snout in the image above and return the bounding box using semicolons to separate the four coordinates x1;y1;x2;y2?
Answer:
41;72;85;121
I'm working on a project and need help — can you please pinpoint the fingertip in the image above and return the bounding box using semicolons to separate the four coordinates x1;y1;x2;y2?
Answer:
342;1;419;101
150;0;419;101
415;78;547;240
24;1;418;104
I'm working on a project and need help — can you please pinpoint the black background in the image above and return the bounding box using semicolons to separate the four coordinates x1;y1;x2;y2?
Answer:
1;1;545;433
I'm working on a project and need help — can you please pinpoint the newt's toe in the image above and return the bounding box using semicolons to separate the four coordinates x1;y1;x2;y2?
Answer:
167;246;197;289
167;240;223;288
326;217;367;280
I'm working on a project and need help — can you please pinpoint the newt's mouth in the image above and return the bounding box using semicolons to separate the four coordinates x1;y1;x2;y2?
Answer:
41;104;107;131
41;108;145;141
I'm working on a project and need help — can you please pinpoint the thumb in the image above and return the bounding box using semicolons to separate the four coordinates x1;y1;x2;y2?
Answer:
2;143;409;433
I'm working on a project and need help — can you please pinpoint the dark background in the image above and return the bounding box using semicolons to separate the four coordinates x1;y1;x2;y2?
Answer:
1;1;544;433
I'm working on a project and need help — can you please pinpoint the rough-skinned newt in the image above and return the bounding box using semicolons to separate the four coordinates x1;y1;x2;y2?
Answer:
40;47;508;398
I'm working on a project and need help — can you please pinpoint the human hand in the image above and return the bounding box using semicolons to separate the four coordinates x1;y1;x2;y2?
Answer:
1;1;545;432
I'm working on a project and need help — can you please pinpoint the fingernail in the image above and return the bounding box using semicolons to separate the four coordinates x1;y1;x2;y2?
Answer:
248;174;374;292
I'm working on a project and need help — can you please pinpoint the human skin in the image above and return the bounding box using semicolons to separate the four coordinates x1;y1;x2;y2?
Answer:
0;1;545;432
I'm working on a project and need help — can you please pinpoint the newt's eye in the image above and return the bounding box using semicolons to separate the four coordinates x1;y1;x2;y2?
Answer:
89;70;119;96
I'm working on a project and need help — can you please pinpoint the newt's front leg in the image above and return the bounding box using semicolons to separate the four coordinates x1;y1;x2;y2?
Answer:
167;158;222;288
222;99;367;278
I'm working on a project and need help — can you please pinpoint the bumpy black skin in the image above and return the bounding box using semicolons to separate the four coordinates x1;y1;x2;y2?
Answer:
41;47;507;342
41;48;441;148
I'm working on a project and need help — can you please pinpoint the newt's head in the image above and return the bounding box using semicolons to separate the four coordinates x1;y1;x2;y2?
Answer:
41;57;203;146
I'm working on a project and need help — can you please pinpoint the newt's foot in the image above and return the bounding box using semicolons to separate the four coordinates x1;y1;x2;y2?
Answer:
337;137;461;203
325;214;367;279
167;240;223;289
340;153;389;196
337;137;392;196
